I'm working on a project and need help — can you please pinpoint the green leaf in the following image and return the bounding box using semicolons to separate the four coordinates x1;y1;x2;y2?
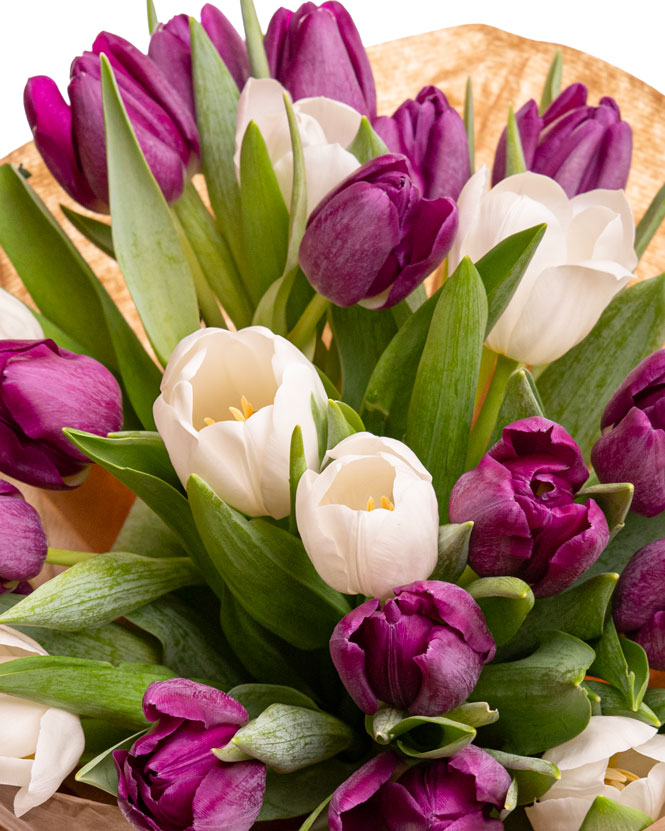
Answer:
589;618;649;711
347;116;389;164
367;708;477;759
260;761;354;822
445;701;499;728
0;655;173;728
585;681;661;727
470;631;595;755
635;181;665;260
465;577;535;646
61;205;115;258
146;0;159;33
229;684;319;720
100;55;200;365
429;522;473;582
112;498;187;559
585;509;665;581
0;552;202;631
579;796;653;831
490;368;544;445
326;399;363;450
289;425;308;534
76;729;145;796
406;257;487;520
188;475;350;650
240;0;270;78
644;688;665;723
297;794;334;831
538;274;665;459
539;50;563;114
484;749;560;804
464;77;475;174
505;104;527;176
577;483;634;541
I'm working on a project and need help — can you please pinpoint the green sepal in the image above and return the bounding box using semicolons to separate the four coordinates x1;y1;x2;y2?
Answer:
489;368;544;445
484;749;560;805
347;116;389;163
429;522;473;583
539;50;563;114
579;795;653;831
465;577;535;646
589;617;649;711
75;729;146;796
577;482;634;540
61;205;115;258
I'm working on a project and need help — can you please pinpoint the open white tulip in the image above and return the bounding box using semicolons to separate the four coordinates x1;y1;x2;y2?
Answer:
449;168;636;366
526;715;665;830
235;78;362;215
0;289;43;340
0;626;85;817
154;326;328;519
296;432;439;598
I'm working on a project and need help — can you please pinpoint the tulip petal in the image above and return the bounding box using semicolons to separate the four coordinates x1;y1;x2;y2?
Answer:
0;694;45;758
142;679;248;729
329;599;381;714
329;753;398;831
0;289;44;341
526;795;593;831
543;716;657;769
296;96;362;148
200;3;249;91
192;761;266;831
274;143;360;215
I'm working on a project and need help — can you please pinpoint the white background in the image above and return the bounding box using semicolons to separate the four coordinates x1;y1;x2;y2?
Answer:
1;0;664;157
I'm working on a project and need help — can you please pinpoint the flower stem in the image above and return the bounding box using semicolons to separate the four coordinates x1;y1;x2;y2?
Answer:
46;549;97;566
289;293;330;353
473;346;498;415
466;353;519;468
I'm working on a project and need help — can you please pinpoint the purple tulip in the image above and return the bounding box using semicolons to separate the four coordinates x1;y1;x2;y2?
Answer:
0;479;47;594
592;350;665;517
114;678;265;831
264;1;376;118
25;32;200;213
0;340;123;489
148;6;249;114
299;154;457;309
493;83;632;196
373;86;471;201
449;417;610;597
329;748;510;831
330;580;495;716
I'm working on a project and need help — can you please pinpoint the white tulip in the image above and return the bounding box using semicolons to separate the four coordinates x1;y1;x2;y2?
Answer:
235;78;362;215
296;432;439;598
449;169;637;366
0;626;85;817
0;289;43;340
526;715;665;830
154;326;328;519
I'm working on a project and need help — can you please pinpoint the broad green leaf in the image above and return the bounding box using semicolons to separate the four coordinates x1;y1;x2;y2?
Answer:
538;274;665;459
367;709;476;759
484;749;560;805
347;116;388;164
76;729;145;796
0;656;173;727
585;681;660;727
445;701;499;728
635;181;665;260
539;50;563;114
429;522;473;582
505;105;527;176
34;311;89;355
577;482;634;540
464;77;475;173
61;205;115;258
240;0;270;78
100;55;200;365
584;509;665;580
112;498;187;559
589;618;649;710
407;257;487;520
0;552;202;630
470;631;595;755
465;577;535;646
229;684;319;720
579;795;653;831
645;688;665;724
188;476;350;650
260;762;354;822
490;368;544;445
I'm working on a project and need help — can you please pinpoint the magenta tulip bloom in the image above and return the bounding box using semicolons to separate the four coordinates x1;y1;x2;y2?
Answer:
493;83;632;197
114;679;265;831
449;417;609;597
329;748;510;831
264;1;376;118
299;154;457;309
0;340;123;489
0;479;47;594
25;32;200;213
373;86;471;200
330;580;495;716
592;350;665;517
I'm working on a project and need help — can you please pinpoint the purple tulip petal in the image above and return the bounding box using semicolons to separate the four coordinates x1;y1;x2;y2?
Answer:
542;83;588;125
142;678;249;728
329;599;380;714
601;350;665;429
633;611;665;671
448;746;512;808
379;781;428;831
492;99;543;185
191;761;265;831
323;1;377;117
201;4;250;91
329;752;399;831
594;121;632;191
0;483;47;582
614;541;665;632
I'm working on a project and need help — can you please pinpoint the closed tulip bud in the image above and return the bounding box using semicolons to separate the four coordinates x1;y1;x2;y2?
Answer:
25;32;200;213
373;85;471;200
299;153;458;309
0;340;123;489
449;417;610;597
493;83;632;197
264;1;376;118
329;748;511;831
114;679;265;831
296;433;439;598
592;350;665;517
0;480;47;594
0;289;44;341
330;580;495;716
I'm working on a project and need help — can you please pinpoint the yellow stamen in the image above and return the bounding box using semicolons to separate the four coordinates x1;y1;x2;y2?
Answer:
366;496;376;511
229;395;255;422
203;417;216;427
604;766;640;791
380;496;395;511
229;407;245;422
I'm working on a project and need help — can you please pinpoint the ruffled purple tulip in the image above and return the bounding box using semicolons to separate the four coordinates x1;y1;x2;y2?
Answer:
114;678;266;831
493;83;632;197
0;340;123;489
264;1;376;118
330;580;495;716
299;153;457;309
592;350;665;517
329;748;511;831
0;479;47;594
148;6;249;114
373;86;471;200
449;417;610;597
25;32;200;213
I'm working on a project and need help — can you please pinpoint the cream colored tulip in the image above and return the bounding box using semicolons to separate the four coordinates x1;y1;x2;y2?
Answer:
0;289;43;340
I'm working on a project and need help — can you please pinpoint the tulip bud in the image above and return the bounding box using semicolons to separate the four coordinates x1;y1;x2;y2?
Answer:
329;748;511;831
0;289;44;341
0;480;47;594
296;433;439;598
299;153;458;309
330;580;495;716
264;1;377;118
373;85;471;200
591;350;665;517
493;83;632;197
25;32;200;213
449;417;610;597
114;678;265;831
0;340;123;489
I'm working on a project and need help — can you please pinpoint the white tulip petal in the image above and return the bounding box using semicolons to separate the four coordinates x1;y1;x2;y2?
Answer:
0;757;33;789
544;716;657;770
0;695;46;757
571;188;637;269
0;289;44;340
0;627;47;658
235;78;293;171
635;734;665;765
543;759;609;800
525;795;593;831
449;167;491;270
274;144;360;214
567;206;624;262
618;761;665;819
295;97;362;148
326;433;432;480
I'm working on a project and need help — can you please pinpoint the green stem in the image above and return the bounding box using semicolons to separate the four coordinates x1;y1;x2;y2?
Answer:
46;549;97;567
240;0;271;78
289;293;330;352
466;353;519;468
473;346;498;414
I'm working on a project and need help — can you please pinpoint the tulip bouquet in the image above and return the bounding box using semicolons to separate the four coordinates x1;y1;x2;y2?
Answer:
2;2;665;830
